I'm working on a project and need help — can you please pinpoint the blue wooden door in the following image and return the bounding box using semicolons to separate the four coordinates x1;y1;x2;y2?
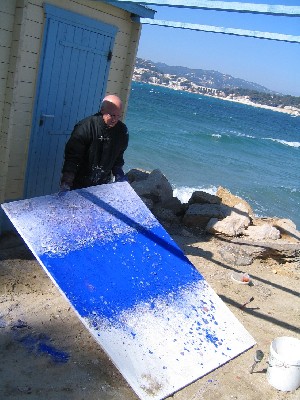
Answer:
25;5;117;198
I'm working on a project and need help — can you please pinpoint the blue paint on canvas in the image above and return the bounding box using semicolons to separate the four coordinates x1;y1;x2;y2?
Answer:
32;187;203;323
41;225;203;321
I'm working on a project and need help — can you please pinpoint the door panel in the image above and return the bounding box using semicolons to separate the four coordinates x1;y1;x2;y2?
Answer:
26;7;117;198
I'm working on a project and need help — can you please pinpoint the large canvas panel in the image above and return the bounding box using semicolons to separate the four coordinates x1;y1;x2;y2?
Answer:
1;182;255;400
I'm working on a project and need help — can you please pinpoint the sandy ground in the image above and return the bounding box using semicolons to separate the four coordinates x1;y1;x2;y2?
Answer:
0;230;299;400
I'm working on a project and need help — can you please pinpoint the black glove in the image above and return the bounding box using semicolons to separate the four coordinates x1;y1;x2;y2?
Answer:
112;167;127;183
60;172;75;191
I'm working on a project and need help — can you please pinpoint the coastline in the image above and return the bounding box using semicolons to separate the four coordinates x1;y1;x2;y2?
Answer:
133;80;300;117
211;94;300;117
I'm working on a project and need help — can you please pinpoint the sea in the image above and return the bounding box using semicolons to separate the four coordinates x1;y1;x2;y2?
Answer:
125;81;300;229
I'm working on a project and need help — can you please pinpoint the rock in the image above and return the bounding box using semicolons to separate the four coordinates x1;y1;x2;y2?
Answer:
219;237;300;265
181;228;194;238
162;197;186;216
130;171;299;265
126;168;150;183
152;207;178;224
206;203;251;236
272;218;300;242
234;237;300;260
131;169;173;204
244;224;281;241
183;203;229;227
217;186;254;217
188;191;221;205
275;218;296;230
140;196;154;210
219;243;265;266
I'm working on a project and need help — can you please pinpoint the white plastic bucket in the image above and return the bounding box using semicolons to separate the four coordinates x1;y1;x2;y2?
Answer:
267;336;300;391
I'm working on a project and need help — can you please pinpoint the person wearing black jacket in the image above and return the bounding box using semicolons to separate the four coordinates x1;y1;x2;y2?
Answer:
60;94;129;190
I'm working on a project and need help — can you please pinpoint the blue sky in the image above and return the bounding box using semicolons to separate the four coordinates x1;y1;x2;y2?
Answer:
136;1;300;96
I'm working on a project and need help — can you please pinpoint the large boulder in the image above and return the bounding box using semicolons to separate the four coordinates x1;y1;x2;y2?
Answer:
183;203;229;227
140;196;154;210
235;238;300;261
219;239;300;266
161;196;186;216
219;243;266;266
272;218;300;242
188;191;221;205
151;207;179;224
126;168;150;183
217;186;254;218
244;224;281;241
130;169;173;204
206;203;251;237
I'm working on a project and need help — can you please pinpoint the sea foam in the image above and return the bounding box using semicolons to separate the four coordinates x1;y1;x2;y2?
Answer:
264;138;300;148
173;186;218;204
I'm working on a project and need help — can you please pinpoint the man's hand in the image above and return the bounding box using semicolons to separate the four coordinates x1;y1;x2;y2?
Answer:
59;182;71;191
60;172;75;191
112;167;127;183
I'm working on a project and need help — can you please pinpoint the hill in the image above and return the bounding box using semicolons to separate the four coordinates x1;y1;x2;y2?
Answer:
155;61;272;93
133;58;300;113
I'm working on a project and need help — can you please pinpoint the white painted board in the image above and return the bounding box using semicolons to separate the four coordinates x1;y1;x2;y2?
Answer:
1;182;255;399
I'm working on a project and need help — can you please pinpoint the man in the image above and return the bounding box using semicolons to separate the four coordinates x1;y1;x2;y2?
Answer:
60;94;128;190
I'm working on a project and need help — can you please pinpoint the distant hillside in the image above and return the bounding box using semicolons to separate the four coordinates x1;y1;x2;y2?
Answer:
133;58;300;112
135;58;272;93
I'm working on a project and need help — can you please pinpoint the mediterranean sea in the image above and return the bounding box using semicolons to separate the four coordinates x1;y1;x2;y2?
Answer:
125;81;300;229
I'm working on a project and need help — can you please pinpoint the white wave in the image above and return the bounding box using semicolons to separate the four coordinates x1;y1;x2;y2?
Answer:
173;185;217;203
236;132;256;139
264;138;300;148
212;133;221;138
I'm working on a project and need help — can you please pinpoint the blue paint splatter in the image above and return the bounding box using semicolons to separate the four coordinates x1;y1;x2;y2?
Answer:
205;330;220;348
38;343;69;363
17;333;69;363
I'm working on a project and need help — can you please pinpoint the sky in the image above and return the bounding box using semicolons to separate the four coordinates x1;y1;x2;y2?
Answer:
136;0;300;96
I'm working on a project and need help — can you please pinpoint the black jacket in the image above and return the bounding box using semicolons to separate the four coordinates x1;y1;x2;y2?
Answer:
62;113;128;189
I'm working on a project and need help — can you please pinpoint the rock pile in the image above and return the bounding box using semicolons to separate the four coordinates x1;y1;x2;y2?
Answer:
127;168;300;266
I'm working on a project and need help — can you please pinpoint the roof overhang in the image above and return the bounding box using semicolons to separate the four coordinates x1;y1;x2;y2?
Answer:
101;1;300;17
101;1;156;18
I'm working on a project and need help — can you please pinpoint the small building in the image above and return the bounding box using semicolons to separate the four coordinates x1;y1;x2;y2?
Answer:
0;0;154;232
